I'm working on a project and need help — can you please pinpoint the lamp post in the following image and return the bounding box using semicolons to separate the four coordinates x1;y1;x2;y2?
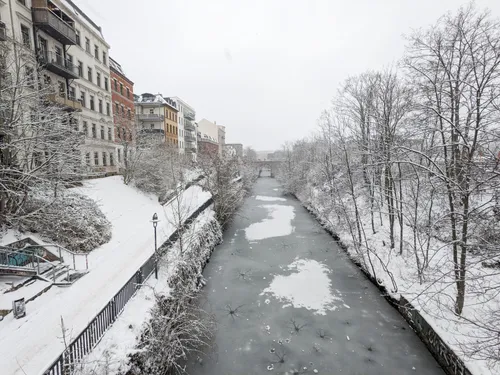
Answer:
151;213;159;279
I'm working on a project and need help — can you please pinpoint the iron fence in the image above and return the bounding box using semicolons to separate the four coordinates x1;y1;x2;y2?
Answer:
43;196;214;375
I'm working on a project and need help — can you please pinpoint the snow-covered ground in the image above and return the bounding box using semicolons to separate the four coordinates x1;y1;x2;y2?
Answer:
299;188;500;375
0;176;211;375
74;208;217;375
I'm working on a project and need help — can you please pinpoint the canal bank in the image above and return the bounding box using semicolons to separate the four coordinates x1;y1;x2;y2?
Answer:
185;176;445;375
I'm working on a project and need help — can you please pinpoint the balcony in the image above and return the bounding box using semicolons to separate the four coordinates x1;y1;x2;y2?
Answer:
32;1;77;45
185;133;196;142
184;120;195;131
139;128;165;136
185;142;197;152
38;51;79;80
184;111;195;121
47;93;82;112
137;113;165;122
0;22;7;42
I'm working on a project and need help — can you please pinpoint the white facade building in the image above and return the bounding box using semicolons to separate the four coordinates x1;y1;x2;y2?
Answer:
197;118;219;140
0;0;117;174
62;0;115;173
172;96;196;159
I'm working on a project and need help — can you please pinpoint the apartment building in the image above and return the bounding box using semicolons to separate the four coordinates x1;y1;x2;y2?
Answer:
163;96;178;147
110;57;134;167
172;97;196;158
135;93;167;142
0;0;116;173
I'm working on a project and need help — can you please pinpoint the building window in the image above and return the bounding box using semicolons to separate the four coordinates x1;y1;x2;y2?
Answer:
78;61;83;77
106;102;110;116
102;52;107;65
122;128;126;140
17;0;26;6
98;99;103;113
80;92;86;107
117;127;121;139
150;124;154;129
25;67;35;88
87;67;92;82
102;152;107;166
96;72;101;87
94;152;99;165
85;38;90;53
90;95;95;111
126;87;130;99
121;105;124;115
114;79;118;91
104;77;109;91
94;45;99;60
75;30;81;46
107;127;112;140
120;83;123;95
21;25;30;48
115;103;119;115
69;86;75;100
85;152;90;165
117;149;121;163
110;152;114;166
100;125;105;139
83;121;88;135
92;123;97;138
127;109;131;119
149;109;154;114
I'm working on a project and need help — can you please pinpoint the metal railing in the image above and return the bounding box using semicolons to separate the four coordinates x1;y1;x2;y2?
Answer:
43;196;214;375
38;51;79;78
0;247;69;282
32;4;77;45
184;120;195;130
184;111;195;121
137;113;164;121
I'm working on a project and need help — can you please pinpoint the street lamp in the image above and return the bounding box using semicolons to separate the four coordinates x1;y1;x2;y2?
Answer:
151;213;159;279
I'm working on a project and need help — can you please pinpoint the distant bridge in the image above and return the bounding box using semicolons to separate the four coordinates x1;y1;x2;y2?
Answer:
252;160;284;177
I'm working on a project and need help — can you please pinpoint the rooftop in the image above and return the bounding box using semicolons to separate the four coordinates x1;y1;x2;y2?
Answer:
135;93;167;105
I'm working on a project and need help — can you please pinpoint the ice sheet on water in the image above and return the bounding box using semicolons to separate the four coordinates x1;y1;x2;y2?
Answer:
255;195;286;202
260;258;343;315
245;205;295;241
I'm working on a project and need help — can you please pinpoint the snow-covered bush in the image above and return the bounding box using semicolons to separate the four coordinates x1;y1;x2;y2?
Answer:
17;188;111;253
128;215;221;375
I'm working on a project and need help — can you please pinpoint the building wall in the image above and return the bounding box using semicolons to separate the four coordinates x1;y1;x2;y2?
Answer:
172;97;197;159
197;119;218;140
198;140;219;157
164;105;178;147
55;0;116;173
110;61;134;168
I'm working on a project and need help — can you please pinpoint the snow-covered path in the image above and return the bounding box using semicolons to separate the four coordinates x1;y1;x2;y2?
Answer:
184;177;445;375
0;177;211;375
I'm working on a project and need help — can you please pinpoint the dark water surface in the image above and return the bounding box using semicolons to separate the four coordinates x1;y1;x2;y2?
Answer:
186;177;444;375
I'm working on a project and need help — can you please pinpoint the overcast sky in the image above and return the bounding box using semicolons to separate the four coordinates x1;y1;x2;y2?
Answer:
78;0;499;151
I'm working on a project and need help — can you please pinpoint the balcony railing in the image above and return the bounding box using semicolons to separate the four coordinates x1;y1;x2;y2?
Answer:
38;51;79;80
185;133;196;142
184;120;195;130
32;5;77;45
139;128;165;135
47;93;82;112
184;111;195;120
137;113;165;122
0;22;7;42
185;142;198;152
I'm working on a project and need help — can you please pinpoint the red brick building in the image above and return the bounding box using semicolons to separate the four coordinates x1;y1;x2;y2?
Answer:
110;57;135;167
197;134;219;157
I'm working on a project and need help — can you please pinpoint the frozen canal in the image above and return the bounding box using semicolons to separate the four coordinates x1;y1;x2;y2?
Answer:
186;176;444;375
